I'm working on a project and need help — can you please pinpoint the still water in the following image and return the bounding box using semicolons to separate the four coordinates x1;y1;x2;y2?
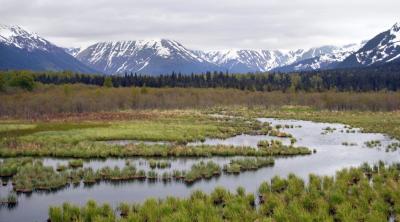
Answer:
1;118;399;222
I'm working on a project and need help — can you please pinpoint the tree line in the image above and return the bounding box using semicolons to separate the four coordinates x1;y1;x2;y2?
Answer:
1;61;400;92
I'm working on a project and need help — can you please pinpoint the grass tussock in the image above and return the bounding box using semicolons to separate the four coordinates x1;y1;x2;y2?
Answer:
223;157;274;174
48;162;400;222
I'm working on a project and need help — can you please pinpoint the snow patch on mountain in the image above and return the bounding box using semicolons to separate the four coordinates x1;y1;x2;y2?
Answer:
273;41;366;72
75;38;370;74
64;47;81;56
196;49;286;72
0;24;52;52
71;22;400;74
76;39;217;75
0;24;99;73
390;22;400;47
195;45;358;73
340;22;400;67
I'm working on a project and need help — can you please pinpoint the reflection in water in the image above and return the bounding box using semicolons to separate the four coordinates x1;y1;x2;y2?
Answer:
0;202;18;210
1;118;399;222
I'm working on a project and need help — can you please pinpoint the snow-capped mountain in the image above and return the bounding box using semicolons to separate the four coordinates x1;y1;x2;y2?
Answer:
273;42;366;72
64;47;81;56
194;49;292;73
3;22;399;75
338;22;400;68
75;39;220;75
194;46;344;73
75;40;359;75
0;24;97;73
0;24;53;51
72;22;400;75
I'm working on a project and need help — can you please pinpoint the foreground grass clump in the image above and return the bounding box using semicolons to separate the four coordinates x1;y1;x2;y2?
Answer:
82;168;100;184
12;161;68;192
56;164;68;172
99;165;138;181
184;161;221;183
364;140;382;148
342;141;357;146
223;157;274;174
257;140;311;155
387;142;400;152
49;162;400;222
0;157;34;177
0;192;18;205
148;159;171;169
68;159;84;168
268;129;293;138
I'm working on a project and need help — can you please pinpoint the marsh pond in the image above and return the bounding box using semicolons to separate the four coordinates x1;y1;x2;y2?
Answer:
1;118;399;222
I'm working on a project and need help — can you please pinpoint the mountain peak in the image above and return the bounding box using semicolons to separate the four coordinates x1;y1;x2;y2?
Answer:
392;22;400;32
338;22;400;68
0;24;37;40
0;24;27;35
91;39;188;59
0;24;51;51
390;22;400;40
0;24;99;73
76;38;211;74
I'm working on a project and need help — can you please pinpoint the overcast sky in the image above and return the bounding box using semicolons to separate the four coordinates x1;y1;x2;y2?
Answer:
0;0;399;50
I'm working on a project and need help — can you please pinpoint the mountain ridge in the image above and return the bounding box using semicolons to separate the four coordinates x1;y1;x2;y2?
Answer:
74;40;364;74
75;39;221;75
0;24;99;73
1;22;400;75
338;22;400;68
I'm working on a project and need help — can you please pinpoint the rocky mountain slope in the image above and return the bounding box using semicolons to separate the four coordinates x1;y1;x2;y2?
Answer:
0;24;97;73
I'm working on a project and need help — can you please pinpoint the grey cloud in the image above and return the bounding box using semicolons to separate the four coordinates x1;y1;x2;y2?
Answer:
0;0;398;50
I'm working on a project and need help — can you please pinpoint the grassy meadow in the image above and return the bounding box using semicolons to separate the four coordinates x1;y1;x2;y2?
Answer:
1;106;400;158
2;82;400;221
0;109;313;158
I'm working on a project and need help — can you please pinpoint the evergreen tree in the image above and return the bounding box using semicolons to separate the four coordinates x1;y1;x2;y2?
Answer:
103;77;113;88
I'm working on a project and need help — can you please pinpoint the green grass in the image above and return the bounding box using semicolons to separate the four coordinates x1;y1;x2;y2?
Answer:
0;123;36;133
223;157;274;173
0;122;109;138
0;111;249;145
68;159;84;168
0;157;34;176
0;110;312;158
0;192;18;205
184;161;221;183
13;121;221;144
148;159;171;169
2;107;397;158
12;161;68;192
48;162;400;222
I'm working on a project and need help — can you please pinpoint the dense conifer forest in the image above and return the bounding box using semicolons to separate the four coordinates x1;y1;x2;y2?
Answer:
2;61;399;92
